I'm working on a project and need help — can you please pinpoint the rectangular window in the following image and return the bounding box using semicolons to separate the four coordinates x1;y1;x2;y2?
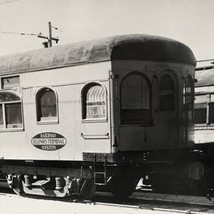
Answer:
194;108;206;124
194;94;214;125
209;103;214;124
5;103;22;128
0;104;3;128
194;95;207;124
1;76;20;89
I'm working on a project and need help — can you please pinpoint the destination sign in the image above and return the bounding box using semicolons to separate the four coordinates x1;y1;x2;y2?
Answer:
32;132;67;151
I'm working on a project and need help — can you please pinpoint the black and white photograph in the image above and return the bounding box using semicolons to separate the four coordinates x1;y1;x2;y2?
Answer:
0;0;214;213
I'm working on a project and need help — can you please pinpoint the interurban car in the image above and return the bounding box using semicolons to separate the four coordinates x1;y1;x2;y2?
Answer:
0;34;210;199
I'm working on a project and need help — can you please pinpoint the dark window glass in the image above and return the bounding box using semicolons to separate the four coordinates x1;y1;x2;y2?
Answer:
194;108;206;124
83;84;106;119
185;75;194;121
186;76;194;106
121;73;152;124
37;88;57;121
5;103;22;128
0;104;3;126
2;76;20;89
0;91;23;130
159;75;175;111
122;74;149;110
209;103;214;124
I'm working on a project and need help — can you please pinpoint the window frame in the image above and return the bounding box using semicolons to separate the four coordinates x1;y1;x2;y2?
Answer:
184;75;194;121
36;87;59;125
194;105;207;125
194;94;208;125
0;90;24;132
194;93;214;126
81;82;108;123
120;71;152;125
1;75;20;90
159;74;176;112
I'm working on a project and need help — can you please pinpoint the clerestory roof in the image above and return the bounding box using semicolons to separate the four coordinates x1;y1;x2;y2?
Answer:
0;34;196;75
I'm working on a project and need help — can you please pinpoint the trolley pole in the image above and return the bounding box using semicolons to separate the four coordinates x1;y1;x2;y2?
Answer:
48;21;52;47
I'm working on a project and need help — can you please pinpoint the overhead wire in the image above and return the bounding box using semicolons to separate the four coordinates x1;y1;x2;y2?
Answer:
0;31;43;47
0;0;19;4
1;31;38;36
0;5;213;57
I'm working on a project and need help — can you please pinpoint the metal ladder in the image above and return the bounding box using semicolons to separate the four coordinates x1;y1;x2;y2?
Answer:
93;156;107;185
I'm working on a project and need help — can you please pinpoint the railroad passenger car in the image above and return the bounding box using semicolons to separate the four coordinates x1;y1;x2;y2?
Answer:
192;64;214;196
195;64;214;144
0;34;197;199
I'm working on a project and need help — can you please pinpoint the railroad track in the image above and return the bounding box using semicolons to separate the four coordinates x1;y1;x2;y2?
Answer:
1;188;213;214
94;191;214;213
133;191;214;206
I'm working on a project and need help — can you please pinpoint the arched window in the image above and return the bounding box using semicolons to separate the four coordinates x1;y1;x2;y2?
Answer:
0;91;23;129
159;74;175;111
82;83;106;119
186;75;194;106
185;75;194;121
121;73;152;124
36;87;57;122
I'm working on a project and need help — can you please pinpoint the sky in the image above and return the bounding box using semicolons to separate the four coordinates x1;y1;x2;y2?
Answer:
0;0;213;64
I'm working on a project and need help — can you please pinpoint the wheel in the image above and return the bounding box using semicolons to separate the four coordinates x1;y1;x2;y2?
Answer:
6;174;24;195
108;176;139;200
